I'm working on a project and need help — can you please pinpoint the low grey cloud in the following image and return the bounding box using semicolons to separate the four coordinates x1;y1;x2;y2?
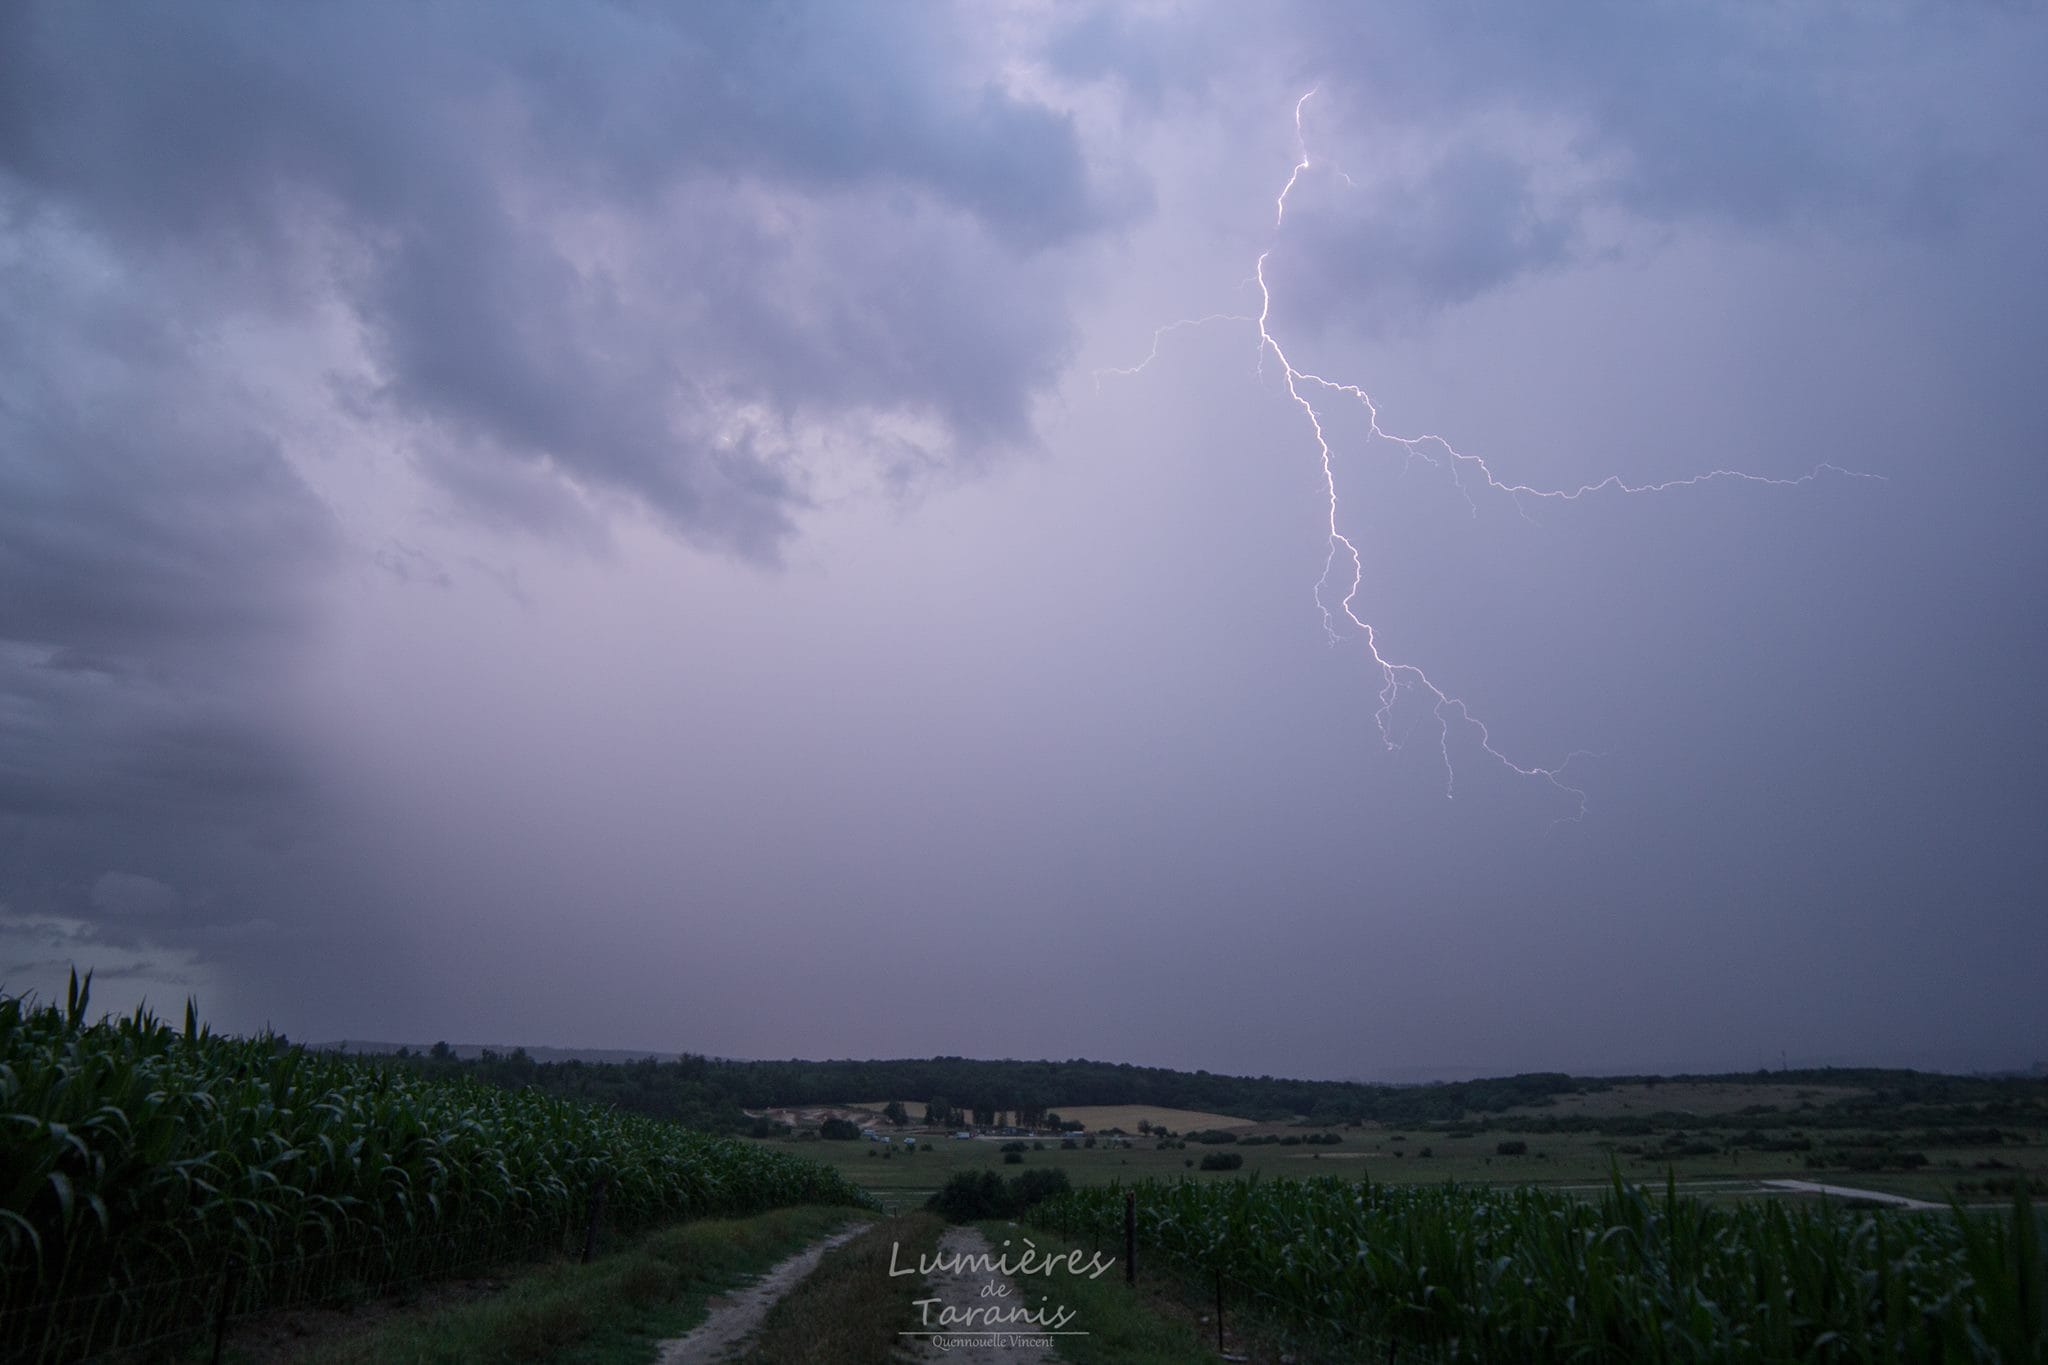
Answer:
0;225;331;953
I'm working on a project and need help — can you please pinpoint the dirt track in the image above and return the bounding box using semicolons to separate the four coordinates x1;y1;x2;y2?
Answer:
1762;1179;1944;1210
652;1222;870;1363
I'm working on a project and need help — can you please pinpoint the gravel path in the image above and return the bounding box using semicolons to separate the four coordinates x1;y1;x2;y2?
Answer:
1762;1179;1945;1210
653;1222;870;1364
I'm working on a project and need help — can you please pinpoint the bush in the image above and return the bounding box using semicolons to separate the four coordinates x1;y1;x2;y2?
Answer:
820;1117;862;1141
1199;1152;1245;1172
1496;1140;1528;1156
925;1169;1072;1223
1012;1168;1069;1207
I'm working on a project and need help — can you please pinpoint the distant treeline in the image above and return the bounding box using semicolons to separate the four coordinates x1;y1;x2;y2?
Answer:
355;1045;2048;1136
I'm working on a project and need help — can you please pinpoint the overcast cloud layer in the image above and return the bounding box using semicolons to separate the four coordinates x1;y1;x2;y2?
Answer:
3;2;2042;1079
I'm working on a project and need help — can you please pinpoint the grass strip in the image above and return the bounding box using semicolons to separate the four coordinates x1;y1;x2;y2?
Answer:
968;1223;1211;1365
266;1203;861;1365
736;1212;947;1365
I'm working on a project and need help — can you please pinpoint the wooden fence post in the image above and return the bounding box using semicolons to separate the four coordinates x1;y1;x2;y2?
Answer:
1215;1267;1224;1351
1123;1191;1136;1287
581;1175;610;1264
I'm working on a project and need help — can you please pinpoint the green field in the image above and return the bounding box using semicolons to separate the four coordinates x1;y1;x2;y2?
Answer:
761;1111;2048;1212
1031;1175;2048;1364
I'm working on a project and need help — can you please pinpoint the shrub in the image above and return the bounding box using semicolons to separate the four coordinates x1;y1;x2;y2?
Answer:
925;1169;1071;1223
1496;1140;1528;1156
1012;1168;1069;1207
1199;1152;1245;1172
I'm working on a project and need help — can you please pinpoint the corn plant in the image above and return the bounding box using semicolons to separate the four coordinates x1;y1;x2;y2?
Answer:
1032;1170;2046;1363
0;975;872;1360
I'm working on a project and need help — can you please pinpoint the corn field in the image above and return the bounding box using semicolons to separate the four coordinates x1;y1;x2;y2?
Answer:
0;975;871;1361
1032;1172;2044;1363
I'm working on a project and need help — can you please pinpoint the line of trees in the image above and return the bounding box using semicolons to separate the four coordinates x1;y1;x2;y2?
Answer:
360;1048;2047;1138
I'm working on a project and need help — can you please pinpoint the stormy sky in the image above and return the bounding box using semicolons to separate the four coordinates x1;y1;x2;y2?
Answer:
3;2;2043;1080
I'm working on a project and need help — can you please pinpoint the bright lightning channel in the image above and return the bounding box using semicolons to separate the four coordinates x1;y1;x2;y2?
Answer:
1108;90;1882;819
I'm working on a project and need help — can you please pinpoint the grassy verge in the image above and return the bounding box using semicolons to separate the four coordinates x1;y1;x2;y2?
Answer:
977;1224;1213;1365
736;1212;947;1364
247;1204;861;1365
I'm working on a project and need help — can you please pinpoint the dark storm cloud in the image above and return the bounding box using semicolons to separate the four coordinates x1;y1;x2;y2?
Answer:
1053;1;2011;327
0;1;1123;972
1;0;1115;556
1280;145;1578;324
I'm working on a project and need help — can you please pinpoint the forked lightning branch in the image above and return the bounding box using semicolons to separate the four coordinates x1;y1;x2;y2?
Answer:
1102;91;1880;819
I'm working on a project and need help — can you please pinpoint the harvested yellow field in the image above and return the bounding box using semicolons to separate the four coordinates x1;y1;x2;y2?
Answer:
1054;1105;1255;1133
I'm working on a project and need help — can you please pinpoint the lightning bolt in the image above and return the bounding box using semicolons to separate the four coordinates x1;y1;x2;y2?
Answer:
1109;90;1882;818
